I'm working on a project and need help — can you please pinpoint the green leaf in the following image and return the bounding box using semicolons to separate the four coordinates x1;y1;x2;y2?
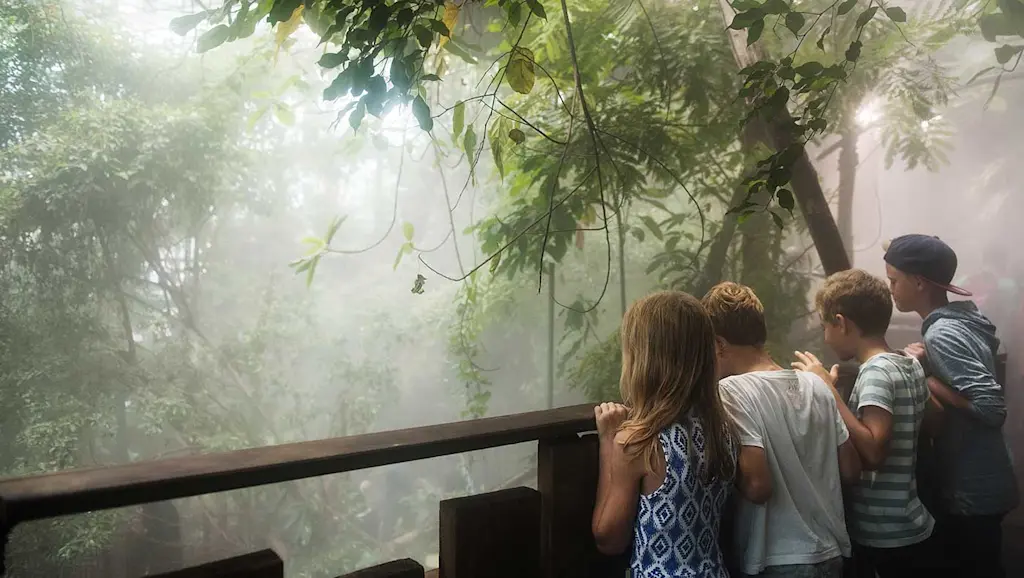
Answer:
306;256;320;287
884;7;907;23
428;19;450;36
403;222;415;241
729;9;764;30
732;0;762;10
508;2;522;27
855;7;878;28
995;44;1024;64
421;74;442;81
442;40;478;64
978;14;1017;42
836;0;858;16
390;58;411;92
393;243;411;270
525;0;547;18
845;40;863;62
412;96;434;131
631;227;645;242
247;107;267;131
747;19;765;44
640;216;663;240
368;5;390;33
269;0;302;24
170;12;209;36
777;189;795;212
318;52;346;68
464;124;478;168
413;25;433;48
397;8;415;27
491;131;505;179
506;47;536;94
453;101;465;139
761;0;790;14
273;103;295;126
795;61;824;77
816;26;831;50
771;211;784;229
349;101;366;131
785;12;805;35
197;25;231;53
325;215;346;244
509;128;526;144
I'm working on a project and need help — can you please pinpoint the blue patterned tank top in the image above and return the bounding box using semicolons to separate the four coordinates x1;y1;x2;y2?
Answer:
630;416;735;578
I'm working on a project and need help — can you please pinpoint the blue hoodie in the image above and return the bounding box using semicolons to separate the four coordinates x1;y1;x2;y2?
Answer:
922;301;1019;516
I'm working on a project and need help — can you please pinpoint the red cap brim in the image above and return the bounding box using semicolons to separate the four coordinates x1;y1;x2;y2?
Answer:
925;278;973;297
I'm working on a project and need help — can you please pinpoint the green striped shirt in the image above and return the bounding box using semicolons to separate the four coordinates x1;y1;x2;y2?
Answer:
847;352;934;548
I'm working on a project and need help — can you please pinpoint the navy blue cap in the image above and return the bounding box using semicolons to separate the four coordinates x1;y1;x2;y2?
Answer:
883;234;972;296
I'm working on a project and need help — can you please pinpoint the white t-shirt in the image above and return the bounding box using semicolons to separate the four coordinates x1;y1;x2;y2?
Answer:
719;370;852;575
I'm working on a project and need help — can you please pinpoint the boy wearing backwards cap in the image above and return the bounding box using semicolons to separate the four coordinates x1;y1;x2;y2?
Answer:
884;234;1019;578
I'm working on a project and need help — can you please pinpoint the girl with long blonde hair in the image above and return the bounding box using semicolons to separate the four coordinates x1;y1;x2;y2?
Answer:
592;291;737;577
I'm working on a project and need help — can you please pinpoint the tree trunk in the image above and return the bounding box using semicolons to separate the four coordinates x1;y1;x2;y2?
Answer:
716;0;851;275
694;184;745;296
837;120;858;261
740;211;772;287
97;227;184;577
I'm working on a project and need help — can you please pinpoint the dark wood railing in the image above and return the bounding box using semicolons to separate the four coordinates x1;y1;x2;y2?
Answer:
0;404;629;578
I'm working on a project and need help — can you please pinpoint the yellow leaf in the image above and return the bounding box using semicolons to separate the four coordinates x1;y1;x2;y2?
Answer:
580;204;597;226
439;1;460;49
274;5;305;64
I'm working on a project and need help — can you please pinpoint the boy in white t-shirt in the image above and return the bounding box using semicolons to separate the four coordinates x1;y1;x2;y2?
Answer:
702;282;862;578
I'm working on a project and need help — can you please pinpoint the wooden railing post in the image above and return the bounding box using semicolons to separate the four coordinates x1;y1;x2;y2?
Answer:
149;549;283;578
437;486;541;578
538;434;629;578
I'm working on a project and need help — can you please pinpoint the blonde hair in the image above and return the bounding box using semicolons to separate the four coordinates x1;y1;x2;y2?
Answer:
618;291;736;482
701;282;767;347
816;269;892;337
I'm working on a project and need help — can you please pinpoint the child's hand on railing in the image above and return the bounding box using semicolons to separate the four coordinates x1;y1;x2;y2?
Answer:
594;403;629;439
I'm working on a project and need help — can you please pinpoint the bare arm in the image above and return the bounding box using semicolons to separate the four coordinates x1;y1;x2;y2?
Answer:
926;376;971;411
922;392;946;438
735;446;772;504
837;439;862;484
718;381;771;504
833;397;893;471
792;352;894;472
592;429;644;555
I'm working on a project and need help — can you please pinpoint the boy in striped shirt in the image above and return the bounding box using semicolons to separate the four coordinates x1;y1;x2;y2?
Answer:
792;269;938;576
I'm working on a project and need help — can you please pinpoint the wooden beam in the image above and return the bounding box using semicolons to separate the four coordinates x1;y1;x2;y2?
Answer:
149;549;282;578
338;559;423;578
537;434;629;578
0;404;595;532
438;487;541;578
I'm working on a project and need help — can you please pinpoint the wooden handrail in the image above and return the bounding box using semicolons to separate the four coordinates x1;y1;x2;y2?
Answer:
0;404;595;534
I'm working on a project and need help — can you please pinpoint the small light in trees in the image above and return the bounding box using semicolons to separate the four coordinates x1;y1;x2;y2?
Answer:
856;98;882;127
